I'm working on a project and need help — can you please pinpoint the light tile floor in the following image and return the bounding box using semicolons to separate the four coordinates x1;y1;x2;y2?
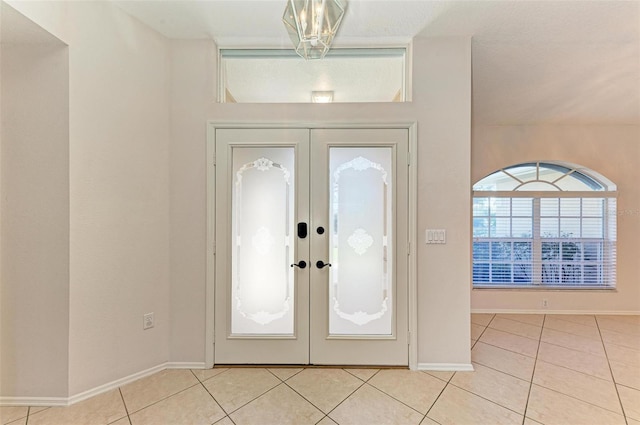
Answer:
2;314;639;424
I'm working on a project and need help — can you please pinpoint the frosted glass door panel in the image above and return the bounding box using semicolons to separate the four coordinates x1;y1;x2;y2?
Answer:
329;148;393;335
231;147;295;335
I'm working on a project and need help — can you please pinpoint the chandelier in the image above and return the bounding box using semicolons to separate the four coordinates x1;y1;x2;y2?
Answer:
283;0;346;60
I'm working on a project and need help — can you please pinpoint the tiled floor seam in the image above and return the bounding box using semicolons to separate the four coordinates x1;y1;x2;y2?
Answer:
550;315;598;328
535;358;616;383
444;381;527;419
197;378;268;417
192;367;232;384
539;338;606;358
423;370;455;384
476;313;497;327
423;374;456;421
328;382;428;423
470;359;532;384
532;382;627;417
601;338;640;353
596;316;630;422
475;340;537;359
474;322;490;343
122;381;203;416
486;326;542;342
314;415;329;425
342;368;375;383
522;313;545;424
495;315;544;327
283;376;368;418
543;325;608;343
364;381;434;417
543;326;602;341
196;380;228;420
265;367;305;383
116;388;132;425
494;315;544;331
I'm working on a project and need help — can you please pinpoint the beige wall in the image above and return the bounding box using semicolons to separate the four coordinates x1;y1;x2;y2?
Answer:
65;2;171;395
471;125;640;313
1;1;172;398
169;40;216;362
0;38;69;396
169;36;473;366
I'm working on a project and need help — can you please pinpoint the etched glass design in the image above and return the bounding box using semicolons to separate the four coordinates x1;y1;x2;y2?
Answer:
329;148;393;335
231;148;295;334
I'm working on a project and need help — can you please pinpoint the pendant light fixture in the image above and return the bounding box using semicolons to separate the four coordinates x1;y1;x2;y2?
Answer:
283;0;346;60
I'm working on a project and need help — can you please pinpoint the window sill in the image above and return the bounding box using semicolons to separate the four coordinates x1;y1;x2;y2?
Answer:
473;284;617;292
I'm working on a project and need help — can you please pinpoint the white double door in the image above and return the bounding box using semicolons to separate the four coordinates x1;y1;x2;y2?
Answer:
214;128;409;365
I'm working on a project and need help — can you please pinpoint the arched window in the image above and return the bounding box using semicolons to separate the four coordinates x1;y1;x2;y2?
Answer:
473;162;617;288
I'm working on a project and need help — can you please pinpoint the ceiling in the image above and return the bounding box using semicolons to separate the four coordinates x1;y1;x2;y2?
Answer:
101;1;640;124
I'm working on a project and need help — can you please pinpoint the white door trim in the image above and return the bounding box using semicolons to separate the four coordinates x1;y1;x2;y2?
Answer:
205;121;418;369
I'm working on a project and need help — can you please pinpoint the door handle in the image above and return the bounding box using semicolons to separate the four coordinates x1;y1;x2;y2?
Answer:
316;261;332;269
290;261;307;269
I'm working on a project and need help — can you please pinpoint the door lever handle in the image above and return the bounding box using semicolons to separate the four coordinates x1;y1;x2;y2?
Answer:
290;261;307;269
316;261;332;269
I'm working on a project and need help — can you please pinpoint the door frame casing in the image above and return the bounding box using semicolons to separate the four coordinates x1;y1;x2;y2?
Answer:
205;121;418;369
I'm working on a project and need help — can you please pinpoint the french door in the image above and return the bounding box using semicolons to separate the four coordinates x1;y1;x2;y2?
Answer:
214;128;409;365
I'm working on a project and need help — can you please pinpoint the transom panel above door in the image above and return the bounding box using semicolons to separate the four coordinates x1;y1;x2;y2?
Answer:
213;127;409;366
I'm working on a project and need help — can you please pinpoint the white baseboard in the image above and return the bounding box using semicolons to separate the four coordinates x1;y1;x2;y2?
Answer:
68;363;166;406
0;396;68;407
0;361;208;407
471;309;640;315
166;362;206;369
418;363;474;372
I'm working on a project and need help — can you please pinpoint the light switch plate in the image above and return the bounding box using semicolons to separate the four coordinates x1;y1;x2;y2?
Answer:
425;229;446;244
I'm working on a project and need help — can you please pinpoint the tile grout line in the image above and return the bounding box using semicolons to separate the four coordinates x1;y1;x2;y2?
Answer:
533;357;617;384
465;359;531;385
124;380;202;416
595;316;630;425
265;367;304;383
265;367;342;420
313;415;329;425
445;380;528;419
536;338;605;358
192;367;232;385
283;368;372;420
117;388;132;425
473;340;537;360
473;313;495;344
528;382;628;419
491;315;546;331
196;379;230;422
521;313;546;425
543;325;608;343
490;315;545;328
528;317;629;419
196;372;261;420
363;378;435;418
323;370;381;419
423;314;493;423
421;370;455;425
342;368;376;383
547;315;600;329
483;325;544;343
